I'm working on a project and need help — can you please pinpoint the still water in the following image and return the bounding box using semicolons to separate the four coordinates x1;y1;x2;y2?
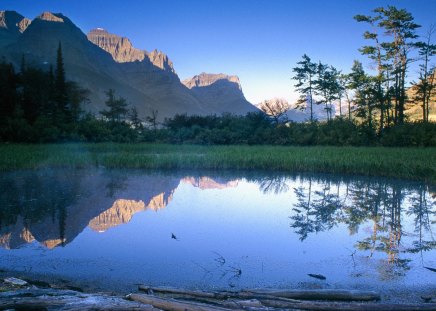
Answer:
0;169;434;295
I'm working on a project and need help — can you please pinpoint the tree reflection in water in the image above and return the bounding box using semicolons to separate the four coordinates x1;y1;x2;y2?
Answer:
286;175;435;279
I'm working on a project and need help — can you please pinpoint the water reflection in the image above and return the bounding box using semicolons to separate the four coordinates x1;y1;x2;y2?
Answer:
0;170;240;249
0;169;434;286
288;176;435;279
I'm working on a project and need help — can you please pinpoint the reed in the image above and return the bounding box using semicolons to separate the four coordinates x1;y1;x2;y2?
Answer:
0;143;434;183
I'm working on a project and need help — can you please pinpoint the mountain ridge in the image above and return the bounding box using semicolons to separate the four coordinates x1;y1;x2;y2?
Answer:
0;10;257;120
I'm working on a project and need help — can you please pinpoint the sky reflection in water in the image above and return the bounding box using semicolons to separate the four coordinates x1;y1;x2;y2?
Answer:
0;169;434;292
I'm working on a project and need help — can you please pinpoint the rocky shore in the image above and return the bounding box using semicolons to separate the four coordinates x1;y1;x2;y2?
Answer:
1;277;435;311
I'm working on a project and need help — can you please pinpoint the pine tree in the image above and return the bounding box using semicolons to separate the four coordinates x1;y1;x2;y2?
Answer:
54;42;69;124
412;25;436;123
354;11;388;131
292;54;317;122
314;63;340;121
349;61;376;128
378;6;420;124
100;89;129;123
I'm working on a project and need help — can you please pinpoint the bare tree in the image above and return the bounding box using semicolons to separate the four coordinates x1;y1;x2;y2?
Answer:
257;98;290;124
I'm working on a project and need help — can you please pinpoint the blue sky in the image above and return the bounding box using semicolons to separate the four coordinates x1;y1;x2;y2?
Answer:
1;0;435;105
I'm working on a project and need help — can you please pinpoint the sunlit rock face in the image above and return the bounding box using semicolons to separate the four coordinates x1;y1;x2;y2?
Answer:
87;28;146;63
182;73;257;115
37;12;65;23
183;177;238;190
87;28;175;73
146;49;175;73
183;73;241;90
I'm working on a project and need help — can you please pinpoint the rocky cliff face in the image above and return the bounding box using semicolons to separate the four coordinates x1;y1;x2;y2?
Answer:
87;28;175;73
87;28;145;63
146;49;175;73
183;73;241;89
183;73;257;114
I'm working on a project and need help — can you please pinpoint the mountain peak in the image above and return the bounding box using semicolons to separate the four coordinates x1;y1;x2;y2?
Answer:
0;10;31;33
87;28;145;63
183;73;241;90
37;12;65;23
87;28;175;73
146;49;175;73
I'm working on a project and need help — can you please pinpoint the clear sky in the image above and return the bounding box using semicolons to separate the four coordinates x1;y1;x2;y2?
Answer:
1;0;435;105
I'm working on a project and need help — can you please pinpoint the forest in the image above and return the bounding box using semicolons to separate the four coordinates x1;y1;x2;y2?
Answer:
0;6;435;146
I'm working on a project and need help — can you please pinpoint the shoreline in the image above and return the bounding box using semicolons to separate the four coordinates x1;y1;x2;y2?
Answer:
1;269;435;305
1;274;435;310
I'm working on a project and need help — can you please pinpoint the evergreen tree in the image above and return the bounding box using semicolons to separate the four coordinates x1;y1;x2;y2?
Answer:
314;63;340;121
292;54;317;122
412;25;436;123
100;89;129;123
349;60;376;128
355;11;388;131
378;6;420;124
0;60;17;119
54;42;69;123
129;107;143;130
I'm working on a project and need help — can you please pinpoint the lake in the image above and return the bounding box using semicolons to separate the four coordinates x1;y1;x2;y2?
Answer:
0;169;434;301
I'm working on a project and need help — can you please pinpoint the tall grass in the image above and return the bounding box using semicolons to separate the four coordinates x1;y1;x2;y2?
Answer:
0;143;434;183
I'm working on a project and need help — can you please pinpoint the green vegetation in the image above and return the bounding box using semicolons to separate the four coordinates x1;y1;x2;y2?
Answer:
1;144;434;183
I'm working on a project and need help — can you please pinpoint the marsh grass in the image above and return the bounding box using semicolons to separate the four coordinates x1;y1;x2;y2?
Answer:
0;143;434;182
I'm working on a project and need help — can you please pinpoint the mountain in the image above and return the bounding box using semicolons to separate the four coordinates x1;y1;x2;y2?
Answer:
0;10;30;47
182;73;258;115
87;28;146;63
0;11;257;119
87;28;175;73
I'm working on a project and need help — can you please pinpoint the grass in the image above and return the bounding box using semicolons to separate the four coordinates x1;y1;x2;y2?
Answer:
0;143;435;183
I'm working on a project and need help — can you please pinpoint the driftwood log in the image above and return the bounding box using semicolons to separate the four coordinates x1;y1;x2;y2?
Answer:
136;285;436;311
139;285;380;302
243;288;381;301
128;293;240;311
0;288;158;311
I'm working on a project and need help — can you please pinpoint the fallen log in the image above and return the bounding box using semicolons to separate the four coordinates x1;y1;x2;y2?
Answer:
138;285;379;302
129;293;241;311
243;289;381;301
139;285;218;298
0;288;158;311
256;299;436;311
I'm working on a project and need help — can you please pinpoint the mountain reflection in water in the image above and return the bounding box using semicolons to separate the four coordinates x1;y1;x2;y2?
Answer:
0;169;434;287
0;171;239;249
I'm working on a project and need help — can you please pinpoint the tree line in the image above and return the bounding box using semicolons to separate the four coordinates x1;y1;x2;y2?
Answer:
291;6;435;132
0;5;434;146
